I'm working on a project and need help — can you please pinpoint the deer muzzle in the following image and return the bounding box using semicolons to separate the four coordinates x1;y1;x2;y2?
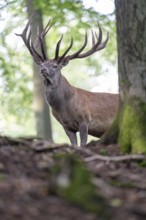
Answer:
40;66;48;75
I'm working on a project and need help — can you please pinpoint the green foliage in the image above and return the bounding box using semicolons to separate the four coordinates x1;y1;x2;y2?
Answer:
34;0;98;27
0;16;34;136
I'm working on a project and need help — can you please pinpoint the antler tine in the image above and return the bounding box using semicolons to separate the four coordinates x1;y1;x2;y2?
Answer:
33;28;48;60
33;20;53;61
38;36;47;60
16;19;33;56
72;22;108;59
16;18;44;64
96;21;102;45
55;34;63;60
88;22;103;50
94;32;109;51
59;37;73;60
42;19;53;38
34;19;53;48
68;31;88;60
30;34;44;62
27;28;39;62
28;27;44;63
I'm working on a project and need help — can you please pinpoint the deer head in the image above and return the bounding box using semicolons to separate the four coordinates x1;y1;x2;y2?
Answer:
16;18;109;84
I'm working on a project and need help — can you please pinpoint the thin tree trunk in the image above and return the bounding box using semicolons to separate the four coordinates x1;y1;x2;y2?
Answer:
25;0;53;141
102;0;146;153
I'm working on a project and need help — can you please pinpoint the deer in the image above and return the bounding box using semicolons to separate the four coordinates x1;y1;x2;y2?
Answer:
16;19;118;147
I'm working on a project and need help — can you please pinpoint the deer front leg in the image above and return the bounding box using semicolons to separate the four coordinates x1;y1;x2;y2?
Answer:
79;122;88;147
64;128;77;146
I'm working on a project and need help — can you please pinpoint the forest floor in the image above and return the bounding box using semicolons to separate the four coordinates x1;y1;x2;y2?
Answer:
0;136;146;220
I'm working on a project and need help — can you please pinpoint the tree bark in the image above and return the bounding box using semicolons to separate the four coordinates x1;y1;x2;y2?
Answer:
101;0;146;153
116;0;146;153
25;0;53;141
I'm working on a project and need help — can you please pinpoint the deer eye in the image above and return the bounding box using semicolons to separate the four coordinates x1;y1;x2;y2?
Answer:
52;64;58;69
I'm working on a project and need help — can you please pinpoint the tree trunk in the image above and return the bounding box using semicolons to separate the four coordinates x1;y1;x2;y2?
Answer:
25;0;53;141
116;0;146;153
101;0;146;153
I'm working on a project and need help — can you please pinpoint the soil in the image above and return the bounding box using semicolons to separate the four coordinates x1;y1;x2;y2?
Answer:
0;136;146;220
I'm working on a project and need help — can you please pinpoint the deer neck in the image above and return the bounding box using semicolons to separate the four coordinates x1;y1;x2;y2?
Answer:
43;74;75;109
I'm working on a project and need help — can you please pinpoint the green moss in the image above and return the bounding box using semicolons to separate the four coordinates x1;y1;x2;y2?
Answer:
118;100;146;153
138;160;146;168
49;154;111;217
0;174;7;181
110;198;122;207
99;149;108;155
118;105;132;152
100;113;119;144
111;179;134;188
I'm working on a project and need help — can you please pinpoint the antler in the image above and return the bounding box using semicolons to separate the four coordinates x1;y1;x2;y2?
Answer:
16;19;109;64
16;18;52;64
57;22;109;62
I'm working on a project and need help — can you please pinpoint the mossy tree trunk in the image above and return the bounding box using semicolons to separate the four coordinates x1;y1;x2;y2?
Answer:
26;0;53;141
101;0;146;153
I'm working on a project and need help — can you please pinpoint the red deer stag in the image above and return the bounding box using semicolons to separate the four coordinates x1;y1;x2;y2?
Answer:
16;19;118;147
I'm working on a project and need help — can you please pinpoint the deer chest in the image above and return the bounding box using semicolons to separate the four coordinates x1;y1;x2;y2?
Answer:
52;107;79;132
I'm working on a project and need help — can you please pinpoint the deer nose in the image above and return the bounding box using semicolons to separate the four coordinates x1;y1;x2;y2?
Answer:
41;66;47;73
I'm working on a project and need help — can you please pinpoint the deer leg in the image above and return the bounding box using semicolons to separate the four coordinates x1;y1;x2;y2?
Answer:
64;128;77;146
79;123;88;147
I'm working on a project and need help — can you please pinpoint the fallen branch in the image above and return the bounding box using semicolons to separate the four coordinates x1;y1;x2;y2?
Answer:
32;142;70;152
84;154;146;162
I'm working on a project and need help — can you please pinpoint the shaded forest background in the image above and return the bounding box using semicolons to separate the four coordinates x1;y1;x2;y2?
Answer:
0;0;117;143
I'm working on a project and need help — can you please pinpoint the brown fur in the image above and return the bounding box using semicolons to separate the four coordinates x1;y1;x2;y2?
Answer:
43;71;118;146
